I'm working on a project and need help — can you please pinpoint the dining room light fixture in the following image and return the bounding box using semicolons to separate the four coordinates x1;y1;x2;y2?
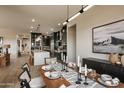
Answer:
32;18;35;22
63;5;94;25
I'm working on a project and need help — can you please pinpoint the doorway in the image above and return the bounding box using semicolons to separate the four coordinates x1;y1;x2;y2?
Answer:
67;25;76;62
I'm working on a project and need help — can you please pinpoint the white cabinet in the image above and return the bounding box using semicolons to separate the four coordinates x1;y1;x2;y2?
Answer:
34;51;50;65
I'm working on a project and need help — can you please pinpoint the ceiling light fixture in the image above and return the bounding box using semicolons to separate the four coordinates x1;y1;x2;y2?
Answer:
83;5;94;11
63;5;94;25
58;23;61;26
50;28;54;31
32;18;35;22
30;26;34;29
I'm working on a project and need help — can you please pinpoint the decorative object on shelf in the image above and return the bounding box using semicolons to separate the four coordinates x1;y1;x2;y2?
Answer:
109;53;120;64
92;19;124;54
3;44;11;54
121;55;124;66
84;64;88;85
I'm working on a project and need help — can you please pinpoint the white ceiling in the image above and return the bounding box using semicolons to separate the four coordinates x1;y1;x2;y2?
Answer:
0;5;82;34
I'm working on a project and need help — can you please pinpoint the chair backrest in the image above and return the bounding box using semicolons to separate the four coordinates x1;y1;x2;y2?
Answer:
21;63;30;72
18;68;31;83
45;57;57;64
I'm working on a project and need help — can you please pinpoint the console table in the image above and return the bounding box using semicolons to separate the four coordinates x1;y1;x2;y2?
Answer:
83;58;124;83
0;55;6;67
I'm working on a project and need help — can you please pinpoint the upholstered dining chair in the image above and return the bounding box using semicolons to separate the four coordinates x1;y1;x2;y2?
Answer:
20;63;45;88
45;57;57;64
21;63;30;72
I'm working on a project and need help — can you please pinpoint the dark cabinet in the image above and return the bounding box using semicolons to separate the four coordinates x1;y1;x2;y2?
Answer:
83;58;124;83
53;26;67;60
31;32;42;50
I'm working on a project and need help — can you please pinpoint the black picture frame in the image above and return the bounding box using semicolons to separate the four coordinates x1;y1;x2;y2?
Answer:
92;19;124;54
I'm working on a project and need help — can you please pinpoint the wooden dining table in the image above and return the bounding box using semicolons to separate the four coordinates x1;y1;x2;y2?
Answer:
38;63;124;88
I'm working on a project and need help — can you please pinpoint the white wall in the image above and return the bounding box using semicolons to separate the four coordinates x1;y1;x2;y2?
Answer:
68;5;124;60
68;25;76;62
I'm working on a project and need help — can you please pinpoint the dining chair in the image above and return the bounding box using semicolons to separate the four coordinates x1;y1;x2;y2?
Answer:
21;63;30;72
20;64;46;88
18;68;31;88
45;57;57;64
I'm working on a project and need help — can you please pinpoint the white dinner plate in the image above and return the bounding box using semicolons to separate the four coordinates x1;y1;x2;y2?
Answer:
44;71;60;79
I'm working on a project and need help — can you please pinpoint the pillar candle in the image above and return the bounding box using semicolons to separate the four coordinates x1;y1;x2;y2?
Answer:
85;64;87;76
61;53;63;61
66;56;68;62
77;56;80;67
79;62;82;73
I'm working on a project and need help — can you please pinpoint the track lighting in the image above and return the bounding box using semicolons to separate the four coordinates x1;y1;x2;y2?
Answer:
62;5;94;26
83;5;94;11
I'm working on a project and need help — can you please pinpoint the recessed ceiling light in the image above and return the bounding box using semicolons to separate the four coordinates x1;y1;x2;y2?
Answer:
30;30;33;32
30;26;34;29
32;18;35;22
58;23;61;26
50;28;54;31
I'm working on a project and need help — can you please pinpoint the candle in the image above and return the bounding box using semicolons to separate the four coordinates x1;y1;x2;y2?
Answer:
79;62;82;73
85;64;87;76
77;56;80;67
63;55;65;62
61;53;63;61
66;56;68;62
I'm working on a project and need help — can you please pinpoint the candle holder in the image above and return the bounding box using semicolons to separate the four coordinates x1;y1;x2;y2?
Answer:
78;73;82;81
83;76;88;85
75;67;81;84
61;61;66;71
65;62;68;72
75;73;81;84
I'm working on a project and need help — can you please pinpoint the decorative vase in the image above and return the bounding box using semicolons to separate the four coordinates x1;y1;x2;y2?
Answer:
109;53;120;64
121;55;124;66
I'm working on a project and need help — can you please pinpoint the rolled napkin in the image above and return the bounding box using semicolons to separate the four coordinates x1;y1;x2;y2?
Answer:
44;71;50;77
112;77;120;85
105;81;112;86
41;65;52;70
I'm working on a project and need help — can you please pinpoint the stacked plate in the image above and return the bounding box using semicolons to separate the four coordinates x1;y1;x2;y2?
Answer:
101;74;112;81
98;74;120;87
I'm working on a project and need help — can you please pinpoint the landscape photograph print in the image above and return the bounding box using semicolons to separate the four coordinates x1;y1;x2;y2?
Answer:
92;19;124;54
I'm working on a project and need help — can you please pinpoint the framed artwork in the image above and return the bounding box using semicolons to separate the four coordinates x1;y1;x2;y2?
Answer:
0;37;3;53
0;37;3;46
92;19;124;54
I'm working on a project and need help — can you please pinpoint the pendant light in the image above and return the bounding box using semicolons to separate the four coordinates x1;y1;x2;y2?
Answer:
63;5;94;25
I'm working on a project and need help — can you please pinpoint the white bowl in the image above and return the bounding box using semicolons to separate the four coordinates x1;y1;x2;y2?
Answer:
101;74;112;81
